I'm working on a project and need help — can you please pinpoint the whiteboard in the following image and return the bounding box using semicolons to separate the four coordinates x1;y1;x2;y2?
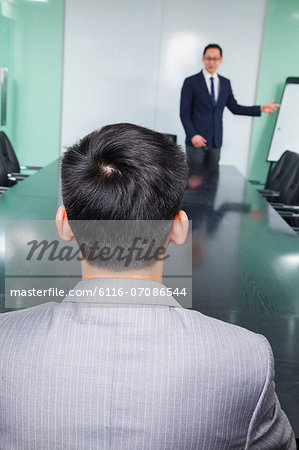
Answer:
267;79;299;162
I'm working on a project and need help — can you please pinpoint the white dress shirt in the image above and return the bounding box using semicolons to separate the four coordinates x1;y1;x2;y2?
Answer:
203;68;220;102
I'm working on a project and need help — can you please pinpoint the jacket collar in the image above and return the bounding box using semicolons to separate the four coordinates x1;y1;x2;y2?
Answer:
62;277;183;308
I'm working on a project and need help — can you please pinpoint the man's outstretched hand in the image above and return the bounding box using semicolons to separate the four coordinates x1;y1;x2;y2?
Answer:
260;100;280;114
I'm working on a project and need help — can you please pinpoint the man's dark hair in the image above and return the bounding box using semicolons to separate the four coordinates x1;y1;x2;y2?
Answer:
203;44;222;57
61;123;187;221
60;123;188;269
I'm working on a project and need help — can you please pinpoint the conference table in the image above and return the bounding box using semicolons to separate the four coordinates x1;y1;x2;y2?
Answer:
0;159;298;435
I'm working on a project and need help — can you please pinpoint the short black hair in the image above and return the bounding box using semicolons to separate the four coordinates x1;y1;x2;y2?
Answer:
203;44;222;57
61;123;187;221
60;123;188;269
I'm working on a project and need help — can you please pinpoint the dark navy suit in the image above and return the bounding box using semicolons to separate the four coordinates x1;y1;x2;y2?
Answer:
180;70;261;153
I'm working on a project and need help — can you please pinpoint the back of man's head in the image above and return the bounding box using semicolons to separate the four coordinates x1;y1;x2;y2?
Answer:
60;123;188;270
61;123;187;221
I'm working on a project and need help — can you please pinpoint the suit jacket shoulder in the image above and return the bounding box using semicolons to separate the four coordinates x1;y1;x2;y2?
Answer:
218;74;231;91
218;74;230;83
181;309;296;449
182;307;268;351
183;71;203;84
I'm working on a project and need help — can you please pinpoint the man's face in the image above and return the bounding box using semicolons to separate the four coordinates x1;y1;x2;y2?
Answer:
202;48;222;75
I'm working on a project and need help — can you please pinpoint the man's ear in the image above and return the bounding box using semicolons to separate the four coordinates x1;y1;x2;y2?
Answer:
168;210;189;245
55;206;75;242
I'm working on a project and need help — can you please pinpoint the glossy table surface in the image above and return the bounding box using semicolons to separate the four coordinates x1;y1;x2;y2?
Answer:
0;160;298;435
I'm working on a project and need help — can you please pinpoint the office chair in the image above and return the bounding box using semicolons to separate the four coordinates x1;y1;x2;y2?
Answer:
265;151;299;189
252;151;299;201
163;133;177;143
0;152;12;193
0;131;42;182
276;208;299;234
271;163;299;231
272;162;299;206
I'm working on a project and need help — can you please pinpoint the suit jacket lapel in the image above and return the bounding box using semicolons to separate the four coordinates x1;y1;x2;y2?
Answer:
215;75;224;109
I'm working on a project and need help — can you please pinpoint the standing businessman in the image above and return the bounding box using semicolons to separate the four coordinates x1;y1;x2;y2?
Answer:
180;43;279;167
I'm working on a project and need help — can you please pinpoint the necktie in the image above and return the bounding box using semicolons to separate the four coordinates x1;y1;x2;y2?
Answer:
210;77;215;106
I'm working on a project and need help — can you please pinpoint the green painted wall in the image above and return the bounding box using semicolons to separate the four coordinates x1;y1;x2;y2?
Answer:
249;0;299;182
0;0;64;167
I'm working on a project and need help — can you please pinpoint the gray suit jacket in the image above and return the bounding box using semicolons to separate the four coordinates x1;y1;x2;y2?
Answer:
0;278;295;449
